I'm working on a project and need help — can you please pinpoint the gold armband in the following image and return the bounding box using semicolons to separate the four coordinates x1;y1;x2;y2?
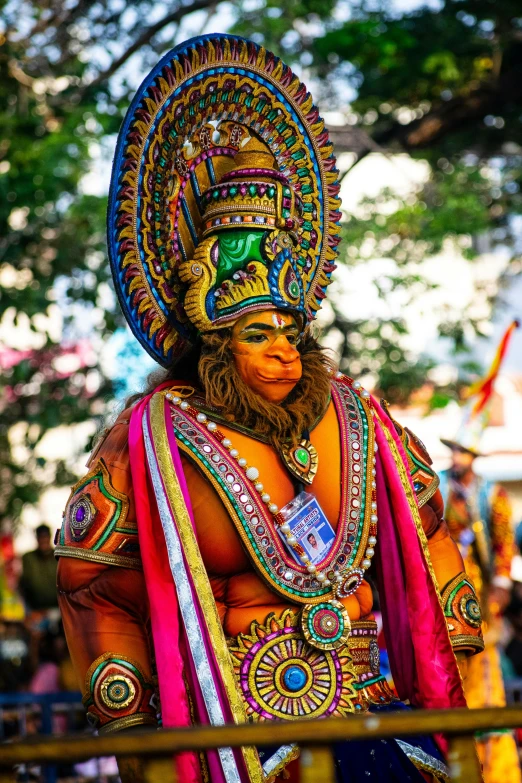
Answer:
441;573;484;656
83;653;158;734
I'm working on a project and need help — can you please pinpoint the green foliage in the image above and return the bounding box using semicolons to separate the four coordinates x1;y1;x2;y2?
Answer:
330;313;435;405
2;0;522;532
0;0;217;530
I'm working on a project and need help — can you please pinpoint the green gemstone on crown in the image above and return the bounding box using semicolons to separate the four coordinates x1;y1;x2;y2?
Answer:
295;447;309;467
289;280;300;298
249;184;257;197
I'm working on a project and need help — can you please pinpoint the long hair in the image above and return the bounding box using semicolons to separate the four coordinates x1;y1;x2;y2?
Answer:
199;328;334;447
126;328;335;447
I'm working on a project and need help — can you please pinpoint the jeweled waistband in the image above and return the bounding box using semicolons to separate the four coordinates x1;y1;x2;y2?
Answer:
228;610;396;722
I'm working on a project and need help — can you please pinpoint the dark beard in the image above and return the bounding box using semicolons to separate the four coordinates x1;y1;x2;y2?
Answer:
198;329;335;448
450;465;470;481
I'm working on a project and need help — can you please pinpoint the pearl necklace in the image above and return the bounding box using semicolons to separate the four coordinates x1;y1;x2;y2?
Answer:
165;372;378;592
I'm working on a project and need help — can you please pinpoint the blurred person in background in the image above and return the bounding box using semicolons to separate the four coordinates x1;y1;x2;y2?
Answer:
20;524;58;614
440;320;520;783
505;582;522;678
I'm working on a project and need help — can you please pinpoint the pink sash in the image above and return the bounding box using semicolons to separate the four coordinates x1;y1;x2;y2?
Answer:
129;383;465;781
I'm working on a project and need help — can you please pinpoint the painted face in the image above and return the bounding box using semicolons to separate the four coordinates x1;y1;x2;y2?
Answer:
231;310;302;403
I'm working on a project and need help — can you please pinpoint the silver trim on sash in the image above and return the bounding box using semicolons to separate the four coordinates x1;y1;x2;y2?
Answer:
261;744;299;778
395;739;450;781
143;413;242;783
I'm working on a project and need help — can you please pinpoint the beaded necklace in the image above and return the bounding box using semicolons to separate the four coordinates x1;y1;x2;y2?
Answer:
165;373;378;650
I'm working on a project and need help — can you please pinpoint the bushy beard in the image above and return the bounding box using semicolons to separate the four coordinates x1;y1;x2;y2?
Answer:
450;463;472;482
198;329;335;448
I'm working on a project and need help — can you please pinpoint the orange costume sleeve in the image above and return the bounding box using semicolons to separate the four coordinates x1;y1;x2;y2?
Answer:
56;410;158;733
385;406;484;658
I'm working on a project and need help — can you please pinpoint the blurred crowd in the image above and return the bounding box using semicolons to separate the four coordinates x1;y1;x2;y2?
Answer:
0;525;76;700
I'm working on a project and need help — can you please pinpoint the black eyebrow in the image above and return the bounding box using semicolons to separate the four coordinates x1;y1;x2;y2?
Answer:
240;323;276;332
239;322;299;333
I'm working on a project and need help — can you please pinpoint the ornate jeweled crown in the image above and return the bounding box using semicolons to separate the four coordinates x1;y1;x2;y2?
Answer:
108;34;342;367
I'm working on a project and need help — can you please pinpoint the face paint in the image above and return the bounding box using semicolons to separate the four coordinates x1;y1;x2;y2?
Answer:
231;310;302;403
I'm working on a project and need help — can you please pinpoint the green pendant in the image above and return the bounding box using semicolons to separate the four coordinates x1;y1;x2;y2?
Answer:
280;439;318;485
295;447;309;467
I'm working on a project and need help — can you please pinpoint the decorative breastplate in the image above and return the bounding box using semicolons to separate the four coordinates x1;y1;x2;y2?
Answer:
162;374;396;721
167;375;378;647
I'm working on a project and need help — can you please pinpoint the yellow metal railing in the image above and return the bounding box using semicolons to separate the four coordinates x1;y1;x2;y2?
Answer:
1;706;521;782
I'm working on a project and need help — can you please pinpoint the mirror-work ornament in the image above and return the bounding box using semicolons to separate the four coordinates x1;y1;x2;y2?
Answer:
108;34;341;366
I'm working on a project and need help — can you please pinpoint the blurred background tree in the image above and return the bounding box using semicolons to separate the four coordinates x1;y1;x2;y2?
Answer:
1;0;521;530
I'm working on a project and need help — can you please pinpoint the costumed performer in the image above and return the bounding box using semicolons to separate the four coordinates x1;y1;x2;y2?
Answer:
56;34;484;783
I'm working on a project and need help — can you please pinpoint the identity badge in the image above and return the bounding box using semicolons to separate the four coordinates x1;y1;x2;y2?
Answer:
277;492;336;566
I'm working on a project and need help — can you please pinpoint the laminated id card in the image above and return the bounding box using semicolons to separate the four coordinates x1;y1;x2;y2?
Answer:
277;492;335;566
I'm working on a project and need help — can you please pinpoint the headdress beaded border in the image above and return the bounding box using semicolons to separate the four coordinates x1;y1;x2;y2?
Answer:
107;34;342;366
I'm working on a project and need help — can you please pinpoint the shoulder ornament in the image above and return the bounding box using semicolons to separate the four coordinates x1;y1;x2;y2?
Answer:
441;573;485;656
56;459;141;570
83;652;158;733
380;400;439;507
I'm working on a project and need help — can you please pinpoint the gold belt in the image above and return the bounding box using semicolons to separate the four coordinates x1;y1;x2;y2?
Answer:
228;610;396;722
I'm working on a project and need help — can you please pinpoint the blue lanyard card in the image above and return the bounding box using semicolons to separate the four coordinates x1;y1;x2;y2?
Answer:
277;492;335;566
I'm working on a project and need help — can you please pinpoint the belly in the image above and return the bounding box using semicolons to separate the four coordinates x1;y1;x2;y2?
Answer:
213;570;373;637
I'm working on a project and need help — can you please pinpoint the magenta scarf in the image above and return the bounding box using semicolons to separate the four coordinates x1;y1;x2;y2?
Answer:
372;399;465;710
129;384;465;782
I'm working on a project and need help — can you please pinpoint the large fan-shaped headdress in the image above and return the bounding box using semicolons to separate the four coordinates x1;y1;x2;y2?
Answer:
108;34;342;367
